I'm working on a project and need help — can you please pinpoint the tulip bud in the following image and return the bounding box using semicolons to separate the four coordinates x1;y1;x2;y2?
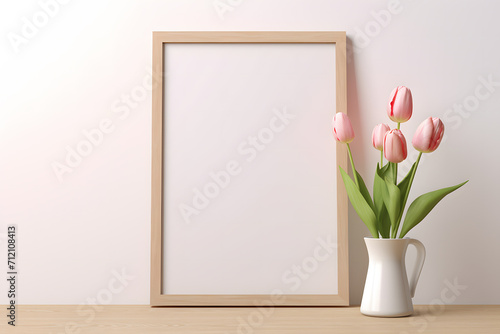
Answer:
412;117;445;153
332;112;355;144
372;124;390;151
387;86;413;123
384;129;408;163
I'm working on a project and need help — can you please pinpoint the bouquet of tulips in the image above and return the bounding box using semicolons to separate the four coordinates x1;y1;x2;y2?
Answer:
333;86;467;239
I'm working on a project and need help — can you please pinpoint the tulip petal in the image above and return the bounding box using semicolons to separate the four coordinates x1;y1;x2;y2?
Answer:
387;86;413;123
412;117;445;153
387;87;398;118
372;124;390;151
332;113;355;143
384;129;407;163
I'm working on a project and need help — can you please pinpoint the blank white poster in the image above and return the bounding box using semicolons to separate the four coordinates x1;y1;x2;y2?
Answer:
162;43;338;295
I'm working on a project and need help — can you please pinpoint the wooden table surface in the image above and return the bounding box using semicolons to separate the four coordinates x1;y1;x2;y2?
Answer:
1;305;499;333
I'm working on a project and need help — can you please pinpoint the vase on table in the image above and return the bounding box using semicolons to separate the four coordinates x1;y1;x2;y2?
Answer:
360;237;426;317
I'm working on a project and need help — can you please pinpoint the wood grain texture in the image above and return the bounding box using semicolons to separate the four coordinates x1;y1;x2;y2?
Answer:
150;31;165;307
151;294;348;307
2;305;499;334
151;31;349;306
334;32;349;306
152;31;346;43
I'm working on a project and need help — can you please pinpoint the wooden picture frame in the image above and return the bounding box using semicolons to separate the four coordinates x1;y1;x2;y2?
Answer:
151;31;348;306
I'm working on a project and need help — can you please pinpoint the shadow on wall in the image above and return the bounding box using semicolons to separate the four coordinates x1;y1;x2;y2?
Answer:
346;36;372;306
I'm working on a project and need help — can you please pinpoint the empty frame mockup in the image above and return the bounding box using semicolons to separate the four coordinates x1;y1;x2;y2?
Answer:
151;32;348;306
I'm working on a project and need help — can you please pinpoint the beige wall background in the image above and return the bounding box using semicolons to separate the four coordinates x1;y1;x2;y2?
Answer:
0;0;498;305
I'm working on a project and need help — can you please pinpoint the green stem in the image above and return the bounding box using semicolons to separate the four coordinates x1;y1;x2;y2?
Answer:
346;143;359;188
395;152;423;238
394;163;398;185
380;150;384;168
394;123;400;186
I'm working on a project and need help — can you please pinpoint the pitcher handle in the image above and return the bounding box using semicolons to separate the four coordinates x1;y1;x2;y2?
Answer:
407;239;426;298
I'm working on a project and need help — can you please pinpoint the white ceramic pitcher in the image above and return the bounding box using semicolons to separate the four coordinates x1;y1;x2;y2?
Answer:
360;237;426;317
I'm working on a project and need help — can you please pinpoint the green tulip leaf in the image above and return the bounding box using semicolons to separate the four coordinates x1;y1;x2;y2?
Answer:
384;177;401;237
399;180;469;238
356;170;374;211
377;204;391;238
373;164;390;238
380;162;391;175
393;161;418;236
398;161;418;203
375;166;401;236
340;166;379;238
386;162;397;184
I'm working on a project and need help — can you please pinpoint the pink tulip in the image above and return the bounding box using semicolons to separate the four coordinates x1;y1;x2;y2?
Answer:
372;124;390;151
384;129;407;163
387;86;413;123
412;117;445;153
332;113;355;144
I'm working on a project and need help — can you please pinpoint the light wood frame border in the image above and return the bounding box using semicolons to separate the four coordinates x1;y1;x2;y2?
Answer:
151;31;349;306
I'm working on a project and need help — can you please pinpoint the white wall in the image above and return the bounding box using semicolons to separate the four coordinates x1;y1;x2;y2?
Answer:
0;0;498;305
